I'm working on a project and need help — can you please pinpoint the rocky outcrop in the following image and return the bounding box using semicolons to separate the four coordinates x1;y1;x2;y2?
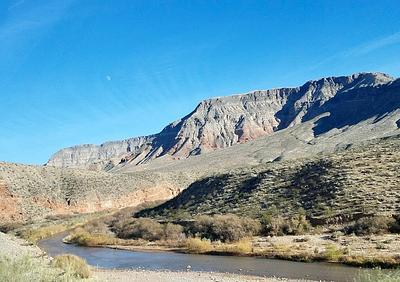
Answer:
47;72;396;170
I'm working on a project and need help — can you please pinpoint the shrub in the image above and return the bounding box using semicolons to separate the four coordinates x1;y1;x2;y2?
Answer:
389;214;400;233
186;238;212;253
67;228;117;246
163;223;184;240
0;222;24;233
191;214;260;242
117;218;164;241
52;254;91;278
323;244;345;261
260;213;311;236
345;216;395;235
83;219;110;235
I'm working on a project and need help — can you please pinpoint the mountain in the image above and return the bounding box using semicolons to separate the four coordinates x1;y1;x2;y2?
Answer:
47;72;398;171
2;72;400;223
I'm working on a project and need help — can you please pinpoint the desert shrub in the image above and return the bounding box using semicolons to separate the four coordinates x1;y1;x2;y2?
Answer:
191;214;260;242
389;214;400;234
345;216;395;235
323;244;345;261
185;238;212;253
260;213;311;236
83;219;109;234
117;218;164;241
113;217;185;241
45;214;71;221
52;254;91;278
67;228;117;246
163;223;184;240
0;222;24;233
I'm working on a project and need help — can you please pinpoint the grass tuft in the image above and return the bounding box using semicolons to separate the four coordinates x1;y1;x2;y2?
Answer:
52;254;91;279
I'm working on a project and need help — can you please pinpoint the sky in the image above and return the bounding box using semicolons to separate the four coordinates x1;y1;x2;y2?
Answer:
1;0;400;165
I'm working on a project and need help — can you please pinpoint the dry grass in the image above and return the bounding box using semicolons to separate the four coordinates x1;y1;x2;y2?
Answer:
66;228;118;247
185;238;212;253
52;254;91;279
19;224;67;243
0;255;80;282
215;238;253;254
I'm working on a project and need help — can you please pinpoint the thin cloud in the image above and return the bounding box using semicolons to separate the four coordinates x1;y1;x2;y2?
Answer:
0;1;75;56
343;31;400;58
299;31;400;74
8;0;25;11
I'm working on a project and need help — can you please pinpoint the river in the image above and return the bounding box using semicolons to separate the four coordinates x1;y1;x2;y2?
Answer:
38;233;378;282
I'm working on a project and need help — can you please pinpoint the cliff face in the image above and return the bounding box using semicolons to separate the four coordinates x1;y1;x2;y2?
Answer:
46;72;396;170
0;161;195;223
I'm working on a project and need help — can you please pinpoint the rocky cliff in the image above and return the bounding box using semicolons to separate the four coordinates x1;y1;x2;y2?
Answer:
47;72;397;170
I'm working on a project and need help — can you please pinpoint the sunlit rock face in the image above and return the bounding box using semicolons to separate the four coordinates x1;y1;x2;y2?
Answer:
47;72;397;170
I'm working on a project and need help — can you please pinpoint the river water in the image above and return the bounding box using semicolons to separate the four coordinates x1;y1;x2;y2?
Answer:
38;233;378;282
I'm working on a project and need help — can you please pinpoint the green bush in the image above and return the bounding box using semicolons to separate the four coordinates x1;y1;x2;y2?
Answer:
191;214;261;242
52;254;91;279
260;212;311;236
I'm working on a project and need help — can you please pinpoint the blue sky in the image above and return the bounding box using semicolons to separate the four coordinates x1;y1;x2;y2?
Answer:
1;0;400;164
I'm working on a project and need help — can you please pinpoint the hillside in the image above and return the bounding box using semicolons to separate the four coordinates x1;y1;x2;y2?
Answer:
0;163;194;223
138;135;400;223
47;72;398;171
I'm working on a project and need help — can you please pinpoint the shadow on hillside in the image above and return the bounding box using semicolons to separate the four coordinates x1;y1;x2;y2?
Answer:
303;81;400;136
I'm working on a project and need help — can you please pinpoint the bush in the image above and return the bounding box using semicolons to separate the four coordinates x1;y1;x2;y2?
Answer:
52;254;91;278
345;216;395;235
67;228;117;246
163;223;184;240
0;222;24;233
191;214;260;242
323;244;345;261
116;218;184;241
260;213;311;236
186;238;212;253
83;219;110;235
118;218;163;240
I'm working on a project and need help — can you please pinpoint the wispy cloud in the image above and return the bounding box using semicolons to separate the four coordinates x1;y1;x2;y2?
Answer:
342;31;400;58
8;0;25;11
296;31;400;74
0;0;75;69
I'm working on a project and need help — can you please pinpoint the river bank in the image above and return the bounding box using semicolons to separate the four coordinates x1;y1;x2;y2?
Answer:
64;228;400;269
0;232;300;281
